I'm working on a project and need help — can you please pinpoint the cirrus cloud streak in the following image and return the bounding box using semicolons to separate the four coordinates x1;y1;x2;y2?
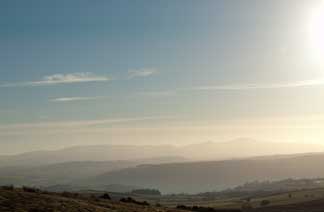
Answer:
192;78;324;91
1;72;110;87
50;96;107;102
128;68;158;79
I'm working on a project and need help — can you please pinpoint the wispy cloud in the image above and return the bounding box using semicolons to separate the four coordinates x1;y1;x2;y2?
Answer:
192;79;324;91
138;91;176;97
50;96;106;102
1;72;110;87
135;79;324;98
0;116;174;133
128;68;158;79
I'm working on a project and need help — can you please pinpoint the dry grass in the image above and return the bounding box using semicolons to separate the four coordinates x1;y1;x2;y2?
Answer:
0;188;182;212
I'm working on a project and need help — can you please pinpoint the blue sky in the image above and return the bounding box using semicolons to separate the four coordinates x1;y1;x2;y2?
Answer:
1;0;324;153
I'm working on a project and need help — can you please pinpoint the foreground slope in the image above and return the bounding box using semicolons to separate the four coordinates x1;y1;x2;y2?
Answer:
0;188;180;212
252;198;324;212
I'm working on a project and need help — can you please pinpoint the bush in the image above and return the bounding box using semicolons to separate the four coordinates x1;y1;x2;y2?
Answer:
131;189;161;196
61;191;79;198
177;205;242;212
29;208;44;212
177;205;190;210
29;208;43;212
99;193;111;200
142;201;150;206
260;200;270;206
1;185;14;190
120;197;150;206
22;186;39;193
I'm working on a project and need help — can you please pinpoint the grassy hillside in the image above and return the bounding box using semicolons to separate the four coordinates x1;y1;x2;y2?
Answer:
3;185;324;211
0;187;181;212
0;157;186;188
3;153;324;194
252;198;324;212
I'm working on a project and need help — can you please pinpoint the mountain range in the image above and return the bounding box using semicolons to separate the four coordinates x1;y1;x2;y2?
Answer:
86;153;324;193
1;138;322;167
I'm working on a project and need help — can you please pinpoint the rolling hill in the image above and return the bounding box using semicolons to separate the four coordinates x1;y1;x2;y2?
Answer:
0;187;182;212
0;157;186;188
1;139;324;194
87;153;324;194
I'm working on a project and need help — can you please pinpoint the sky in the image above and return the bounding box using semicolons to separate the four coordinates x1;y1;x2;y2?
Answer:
1;0;324;154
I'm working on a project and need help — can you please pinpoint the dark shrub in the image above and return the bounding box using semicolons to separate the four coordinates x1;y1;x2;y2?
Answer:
142;201;150;206
1;185;14;190
100;193;111;200
177;205;190;210
120;197;150;206
177;205;241;212
29;208;44;212
131;189;161;196
22;186;39;193
260;200;270;206
120;197;132;203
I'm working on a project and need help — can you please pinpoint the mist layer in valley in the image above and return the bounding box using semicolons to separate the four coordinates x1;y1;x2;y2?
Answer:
1;138;324;194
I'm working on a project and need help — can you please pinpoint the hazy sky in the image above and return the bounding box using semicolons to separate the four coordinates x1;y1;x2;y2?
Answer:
1;0;324;154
